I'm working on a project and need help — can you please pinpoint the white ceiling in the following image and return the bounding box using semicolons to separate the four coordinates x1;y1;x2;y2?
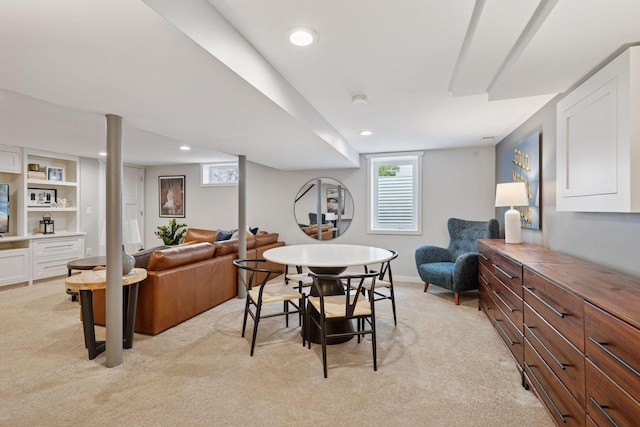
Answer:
1;0;639;170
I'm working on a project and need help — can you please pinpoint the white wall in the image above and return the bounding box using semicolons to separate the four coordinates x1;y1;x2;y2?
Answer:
496;96;640;277
143;146;496;279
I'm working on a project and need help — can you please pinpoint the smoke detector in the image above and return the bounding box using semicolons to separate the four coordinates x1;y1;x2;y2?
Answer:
351;94;368;105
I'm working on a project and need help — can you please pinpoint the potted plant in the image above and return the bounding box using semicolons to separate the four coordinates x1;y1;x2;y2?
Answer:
154;219;187;245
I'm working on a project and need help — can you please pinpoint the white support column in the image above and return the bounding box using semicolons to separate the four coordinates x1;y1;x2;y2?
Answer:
105;114;124;367
316;179;322;240
237;155;247;298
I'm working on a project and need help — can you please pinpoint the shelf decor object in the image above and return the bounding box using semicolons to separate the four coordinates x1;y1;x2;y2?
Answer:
39;213;54;234
121;219;141;275
495;182;528;244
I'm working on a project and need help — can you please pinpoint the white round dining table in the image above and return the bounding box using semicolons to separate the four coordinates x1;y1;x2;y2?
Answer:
263;244;394;344
262;244;393;273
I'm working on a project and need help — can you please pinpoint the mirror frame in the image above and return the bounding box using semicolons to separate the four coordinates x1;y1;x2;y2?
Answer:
294;177;353;240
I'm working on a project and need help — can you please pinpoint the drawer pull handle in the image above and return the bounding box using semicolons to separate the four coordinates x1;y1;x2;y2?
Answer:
479;275;489;286
523;286;566;318
45;244;74;250
524;362;569;424
494;291;516;313
492;264;515;280
478;252;489;261
524;323;567;370
494;318;516;346
588;337;640;378
590;397;619;427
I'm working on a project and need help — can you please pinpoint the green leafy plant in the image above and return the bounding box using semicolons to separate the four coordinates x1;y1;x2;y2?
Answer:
154;219;187;245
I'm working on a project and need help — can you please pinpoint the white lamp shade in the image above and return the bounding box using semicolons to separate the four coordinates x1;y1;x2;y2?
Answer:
324;212;336;221
122;219;142;245
495;182;529;207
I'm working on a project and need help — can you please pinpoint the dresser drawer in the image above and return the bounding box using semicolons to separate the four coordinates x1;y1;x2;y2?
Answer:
523;268;584;352
478;272;493;318
32;253;79;280
478;247;493;274
585;302;640;404
586;359;640;427
524;302;585;407
491;252;523;298
494;304;524;368
32;237;82;258
478;262;492;286
493;280;523;333
524;341;585;426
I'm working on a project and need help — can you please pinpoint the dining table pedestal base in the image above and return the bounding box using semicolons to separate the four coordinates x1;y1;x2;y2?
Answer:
305;266;354;345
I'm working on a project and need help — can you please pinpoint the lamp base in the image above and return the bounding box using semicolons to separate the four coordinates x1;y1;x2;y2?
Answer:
504;208;522;244
123;250;135;275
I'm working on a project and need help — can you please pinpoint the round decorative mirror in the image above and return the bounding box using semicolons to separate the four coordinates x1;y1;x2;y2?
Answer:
294;178;354;240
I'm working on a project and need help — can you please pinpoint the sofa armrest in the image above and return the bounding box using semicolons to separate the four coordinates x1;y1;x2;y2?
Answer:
415;245;452;267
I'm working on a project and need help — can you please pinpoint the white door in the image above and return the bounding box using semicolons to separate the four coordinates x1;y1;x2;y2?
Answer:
123;166;144;252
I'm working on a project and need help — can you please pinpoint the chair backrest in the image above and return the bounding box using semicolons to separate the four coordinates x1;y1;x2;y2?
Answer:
365;249;398;282
233;258;283;291
447;218;500;259
308;212;326;225
309;270;379;317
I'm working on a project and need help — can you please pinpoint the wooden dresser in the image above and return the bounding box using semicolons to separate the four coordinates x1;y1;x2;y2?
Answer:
478;239;640;426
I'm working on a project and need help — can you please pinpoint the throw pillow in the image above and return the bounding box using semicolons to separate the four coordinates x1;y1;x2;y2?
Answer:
215;229;236;242
133;245;171;269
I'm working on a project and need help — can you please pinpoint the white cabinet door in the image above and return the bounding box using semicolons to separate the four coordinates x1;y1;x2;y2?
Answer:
0;146;21;174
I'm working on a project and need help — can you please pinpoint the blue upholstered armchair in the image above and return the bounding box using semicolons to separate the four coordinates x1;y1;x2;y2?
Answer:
415;218;499;305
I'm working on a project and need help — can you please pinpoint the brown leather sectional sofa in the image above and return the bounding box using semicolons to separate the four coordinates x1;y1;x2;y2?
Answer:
92;228;285;335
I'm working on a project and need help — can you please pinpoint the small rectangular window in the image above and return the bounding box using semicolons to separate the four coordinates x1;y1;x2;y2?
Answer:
201;163;239;186
367;152;422;234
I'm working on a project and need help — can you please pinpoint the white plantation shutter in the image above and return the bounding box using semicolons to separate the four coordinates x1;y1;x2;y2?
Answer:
368;153;422;234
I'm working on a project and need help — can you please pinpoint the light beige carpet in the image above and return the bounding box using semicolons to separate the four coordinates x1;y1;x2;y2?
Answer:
0;277;552;427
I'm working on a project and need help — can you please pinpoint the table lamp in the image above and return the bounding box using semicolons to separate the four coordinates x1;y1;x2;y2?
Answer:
121;219;142;275
495;182;529;244
324;212;336;227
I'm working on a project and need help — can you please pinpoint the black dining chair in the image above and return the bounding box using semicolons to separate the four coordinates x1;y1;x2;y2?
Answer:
349;249;398;325
284;265;313;325
233;259;305;356
306;270;379;378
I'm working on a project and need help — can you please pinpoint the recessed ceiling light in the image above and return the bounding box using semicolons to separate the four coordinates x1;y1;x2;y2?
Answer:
98;152;107;157
288;28;317;46
180;145;191;151
360;130;374;136
352;94;368;105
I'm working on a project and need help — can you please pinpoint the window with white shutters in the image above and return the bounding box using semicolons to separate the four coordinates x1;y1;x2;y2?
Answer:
367;153;422;234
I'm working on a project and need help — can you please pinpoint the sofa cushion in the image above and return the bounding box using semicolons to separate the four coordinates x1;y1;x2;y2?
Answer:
146;242;215;271
133;245;171;268
255;232;279;247
184;228;217;244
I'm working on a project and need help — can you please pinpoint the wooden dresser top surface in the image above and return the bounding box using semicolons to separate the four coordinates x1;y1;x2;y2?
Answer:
478;239;640;330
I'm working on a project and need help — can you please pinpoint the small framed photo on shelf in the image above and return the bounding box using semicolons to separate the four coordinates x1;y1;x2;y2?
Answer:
46;166;64;182
28;187;57;207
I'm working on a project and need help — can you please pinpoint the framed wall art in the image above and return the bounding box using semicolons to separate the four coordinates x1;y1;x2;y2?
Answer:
28;187;57;207
499;131;541;230
159;175;185;218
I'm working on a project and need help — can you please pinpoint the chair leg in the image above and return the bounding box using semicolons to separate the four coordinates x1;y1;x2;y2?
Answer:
250;303;262;356
241;297;251;337
321;316;328;378
389;286;397;326
454;292;460;305
284;300;289;327
371;316;377;372
423;282;429;292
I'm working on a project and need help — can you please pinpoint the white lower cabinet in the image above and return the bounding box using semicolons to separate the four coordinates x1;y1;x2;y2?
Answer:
30;236;84;282
0;248;30;287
